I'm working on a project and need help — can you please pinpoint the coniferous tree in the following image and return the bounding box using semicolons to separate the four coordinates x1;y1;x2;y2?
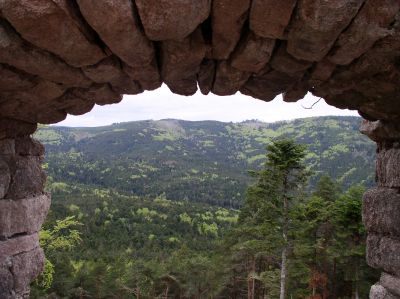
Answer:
240;139;309;299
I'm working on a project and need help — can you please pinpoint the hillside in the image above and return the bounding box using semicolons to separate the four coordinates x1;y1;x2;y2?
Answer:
36;116;375;207
32;116;379;298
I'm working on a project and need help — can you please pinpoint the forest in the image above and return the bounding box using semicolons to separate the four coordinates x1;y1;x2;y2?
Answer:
36;116;375;208
31;117;378;298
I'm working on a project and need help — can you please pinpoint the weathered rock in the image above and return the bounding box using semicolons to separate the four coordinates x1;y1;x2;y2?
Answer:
0;119;37;140
0;234;39;258
160;29;206;96
361;120;400;142
0;0;399;124
376;146;400;188
241;69;300;101
15;137;45;157
0;194;51;238
0;133;47;298
283;80;309;102
12;247;44;296
314;59;400;121
198;59;216;95
0;81;65;111
6;156;46;200
123;62;161;91
0;258;13;299
309;59;336;87
0;158;11;199
381;273;400;297
0;139;15;155
230;32;275;73
82;56;123;83
270;42;312;75
370;284;400;299
249;0;297;39
70;84;122;106
312;70;359;107
109;75;142;95
367;234;400;276
0;21;91;87
0;64;36;92
363;188;400;237
0;89;68;124
26;106;68;125
212;0;251;59
0;0;106;67
329;0;400;66
135;0;211;41
76;0;157;76
287;0;365;61
53;92;95;116
82;57;143;95
351;27;400;77
30;80;66;101
212;61;251;96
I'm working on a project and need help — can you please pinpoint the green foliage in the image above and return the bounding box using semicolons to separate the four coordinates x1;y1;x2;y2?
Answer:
34;258;54;291
236;140;310;298
39;216;82;252
32;216;82;296
32;119;379;299
35;116;375;208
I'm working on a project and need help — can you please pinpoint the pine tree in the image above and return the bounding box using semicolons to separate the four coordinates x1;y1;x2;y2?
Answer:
313;175;341;202
330;185;379;298
240;139;309;299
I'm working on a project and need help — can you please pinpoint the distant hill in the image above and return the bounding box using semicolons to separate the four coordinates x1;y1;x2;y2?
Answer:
36;116;375;208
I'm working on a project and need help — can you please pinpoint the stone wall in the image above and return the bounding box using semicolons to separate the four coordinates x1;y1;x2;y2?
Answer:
361;120;400;298
0;1;400;124
1;120;400;297
0;119;50;298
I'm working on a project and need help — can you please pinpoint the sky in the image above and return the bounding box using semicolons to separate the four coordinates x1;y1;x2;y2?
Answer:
57;84;359;127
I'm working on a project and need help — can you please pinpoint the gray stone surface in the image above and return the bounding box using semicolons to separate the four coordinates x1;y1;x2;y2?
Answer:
381;273;400;297
11;247;45;296
0;158;11;199
15;137;44;157
0;234;39;258
367;234;400;277
363;188;400;237
0;139;15;156
287;0;365;61
0;194;51;238
370;283;400;299
6;156;46;199
0;257;14;299
377;146;400;188
361;120;400;142
0;135;47;297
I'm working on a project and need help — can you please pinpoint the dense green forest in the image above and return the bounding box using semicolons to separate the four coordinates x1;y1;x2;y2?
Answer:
31;116;378;298
36;116;375;208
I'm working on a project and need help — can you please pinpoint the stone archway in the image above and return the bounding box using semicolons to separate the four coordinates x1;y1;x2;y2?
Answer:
0;1;400;297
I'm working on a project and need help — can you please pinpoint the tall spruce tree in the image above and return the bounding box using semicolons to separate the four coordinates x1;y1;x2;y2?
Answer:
240;139;309;299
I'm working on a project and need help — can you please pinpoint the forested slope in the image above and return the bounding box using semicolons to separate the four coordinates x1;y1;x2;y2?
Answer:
31;116;379;298
36;116;375;207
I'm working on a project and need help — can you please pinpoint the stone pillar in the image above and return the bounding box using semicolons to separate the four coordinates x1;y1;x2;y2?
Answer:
0;118;50;298
361;120;400;299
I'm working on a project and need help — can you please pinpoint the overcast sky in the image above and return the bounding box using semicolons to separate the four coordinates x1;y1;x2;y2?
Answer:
57;84;359;127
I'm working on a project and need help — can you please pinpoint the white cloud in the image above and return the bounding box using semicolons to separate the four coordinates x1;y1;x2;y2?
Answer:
57;84;359;127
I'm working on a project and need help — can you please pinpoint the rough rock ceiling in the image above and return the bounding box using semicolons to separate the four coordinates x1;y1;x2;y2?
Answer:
0;0;399;125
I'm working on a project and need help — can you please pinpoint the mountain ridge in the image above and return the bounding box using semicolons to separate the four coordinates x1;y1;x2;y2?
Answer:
36;116;375;208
